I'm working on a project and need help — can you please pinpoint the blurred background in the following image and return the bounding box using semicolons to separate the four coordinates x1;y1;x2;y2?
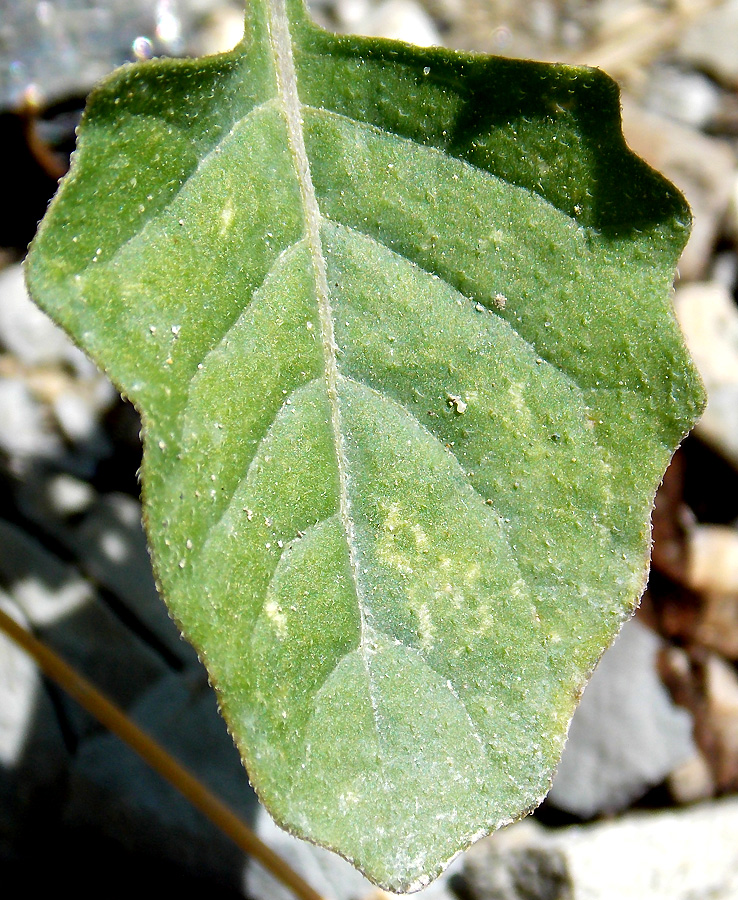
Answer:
1;1;737;898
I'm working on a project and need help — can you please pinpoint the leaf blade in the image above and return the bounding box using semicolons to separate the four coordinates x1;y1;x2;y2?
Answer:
26;0;704;889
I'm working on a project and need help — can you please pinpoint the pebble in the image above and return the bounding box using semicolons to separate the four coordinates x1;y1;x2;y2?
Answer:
676;0;738;88
46;473;95;517
667;752;716;805
344;0;442;45
673;281;738;467
0;263;88;371
620;100;736;280
65;671;260;887
661;647;738;795
458;822;572;900
0;262;116;474
640;64;722;131
547;618;696;818
64;493;196;665
53;390;104;444
704;653;738;791
0;518;167;733
461;796;738;900
0;377;62;463
687;525;738;595
695;593;738;661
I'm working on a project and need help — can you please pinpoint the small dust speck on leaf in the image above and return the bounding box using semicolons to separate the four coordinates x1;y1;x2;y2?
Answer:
447;394;467;414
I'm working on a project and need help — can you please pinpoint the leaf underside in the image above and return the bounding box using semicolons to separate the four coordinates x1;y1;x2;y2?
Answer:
27;0;704;890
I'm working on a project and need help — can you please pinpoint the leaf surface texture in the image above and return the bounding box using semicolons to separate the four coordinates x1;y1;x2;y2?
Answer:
27;0;704;889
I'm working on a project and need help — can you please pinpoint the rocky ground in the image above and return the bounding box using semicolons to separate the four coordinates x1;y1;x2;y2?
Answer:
1;1;738;898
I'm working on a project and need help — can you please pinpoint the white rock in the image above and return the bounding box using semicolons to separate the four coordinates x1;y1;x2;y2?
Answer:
677;0;738;87
0;595;39;767
558;801;738;900
67;493;194;664
621;101;736;280
46;474;95;517
334;0;377;30
0;377;61;462
0;592;71;851
668;752;715;805
642;65;722;131
673;281;738;467
194;4;245;55
687;524;738;594
347;0;441;46
462;797;738;900
547;618;696;818
0;264;88;371
53;390;100;443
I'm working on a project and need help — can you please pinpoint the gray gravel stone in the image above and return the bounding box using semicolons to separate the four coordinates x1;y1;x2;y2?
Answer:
460;831;573;900
674;282;738;469
0;518;169;735
64;670;258;890
45;473;96;517
620;99;736;281
547;618;696;818
66;493;197;665
0;377;62;463
676;0;738;88
641;65;722;131
460;797;738;900
0;263;88;371
0;593;71;862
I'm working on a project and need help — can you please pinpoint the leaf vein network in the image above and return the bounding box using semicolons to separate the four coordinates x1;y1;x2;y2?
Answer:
195;375;327;557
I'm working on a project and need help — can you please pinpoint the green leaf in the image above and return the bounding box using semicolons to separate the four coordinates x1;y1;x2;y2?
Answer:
26;0;704;890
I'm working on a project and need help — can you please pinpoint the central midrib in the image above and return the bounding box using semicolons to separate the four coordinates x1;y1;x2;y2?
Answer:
266;0;376;672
